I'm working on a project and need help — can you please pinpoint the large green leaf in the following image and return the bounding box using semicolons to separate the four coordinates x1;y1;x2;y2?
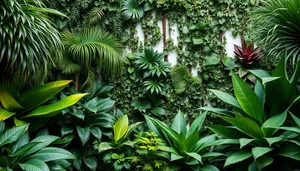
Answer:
256;155;274;171
186;152;203;164
188;112;207;137
27;147;75;162
200;107;235;117
231;71;264;124
277;144;300;161
239;138;255;149
98;142;114;153
254;80;265;108
123;122;143;138
76;126;90;145
224;150;252;167
19;159;50;171
12;132;29;154
220;115;264;139
84;97;115;113
23;135;59;157
208;89;242;109
114;115;128;142
0;107;16;120
171;111;187;136
208;125;248;139
252;147;273;160
0;124;28;147
0;91;23;111
262;111;287;136
249;70;271;78
83;156;98;171
18;80;72;112
10;142;41;157
24;94;87;118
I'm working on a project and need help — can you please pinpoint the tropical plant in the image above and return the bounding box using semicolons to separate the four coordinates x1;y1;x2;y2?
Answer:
0;0;65;84
252;0;300;66
51;83;116;170
234;40;263;67
145;111;223;171
60;27;123;90
0;121;75;171
122;0;144;21
98;115;142;171
201;56;300;170
0;80;86;130
131;132;170;171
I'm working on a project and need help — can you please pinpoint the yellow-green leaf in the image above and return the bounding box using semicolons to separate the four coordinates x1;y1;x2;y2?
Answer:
0;107;15;120
114;115;128;142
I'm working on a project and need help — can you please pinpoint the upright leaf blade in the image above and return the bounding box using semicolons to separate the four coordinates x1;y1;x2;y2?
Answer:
114;115;128;142
231;71;264;124
76;126;90;145
171;111;187;136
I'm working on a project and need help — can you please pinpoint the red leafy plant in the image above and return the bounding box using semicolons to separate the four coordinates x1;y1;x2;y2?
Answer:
234;40;263;67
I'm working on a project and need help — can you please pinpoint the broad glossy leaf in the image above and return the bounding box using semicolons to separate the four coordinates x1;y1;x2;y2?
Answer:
256;155;273;171
186;152;203;164
208;89;242;109
252;147;273;160
61;126;74;137
249;70;271;78
262;111;287;136
12;132;29;154
24;94;87;118
239;138;255;149
0;91;23;111
171;111;187;136
84;97;115;113
170;153;184;161
76;126;90;145
23;135;59;157
18;80;72;112
124;121;142;138
10;142;40;157
220;115;264;139
265;137;284;146
27;147;75;162
0;107;15;120
200;164;220;171
98;142;114;153
114;115;128;142
231;71;264;124
254;80;265;108
90;127;102;141
19;159;50;171
224;150;252;167
0;124;28;147
83;156;97;171
14;117;28;126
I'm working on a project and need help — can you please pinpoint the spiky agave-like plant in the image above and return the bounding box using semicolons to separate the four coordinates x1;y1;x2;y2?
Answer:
0;0;65;84
252;0;300;66
234;40;263;67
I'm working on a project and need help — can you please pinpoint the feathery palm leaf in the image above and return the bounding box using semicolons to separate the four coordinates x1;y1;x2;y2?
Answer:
88;7;105;26
0;0;65;83
252;0;300;66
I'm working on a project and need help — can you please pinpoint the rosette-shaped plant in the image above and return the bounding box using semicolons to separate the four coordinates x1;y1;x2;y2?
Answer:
234;40;263;67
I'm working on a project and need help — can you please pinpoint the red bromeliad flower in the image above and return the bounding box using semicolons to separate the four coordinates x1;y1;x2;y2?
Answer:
234;40;263;67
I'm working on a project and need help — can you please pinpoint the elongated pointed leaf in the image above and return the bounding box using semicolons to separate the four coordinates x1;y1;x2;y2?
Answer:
188;112;207;137
90;127;102;141
27;147;75;162
200;107;235;117
76;126;90;145
252;147;273;160
10;142;41;157
170;153;184;161
200;164;220;171
114;115;128;142
256;155;273;171
249;70;271;78
0;91;23;111
98;142;114;153
208;125;248;139
254;80;265;108
277;144;300;161
224;150;252;167
24;94;87;118
262;111;287;136
208;89;242;109
291;113;300;127
186;152;203;164
23;135;59;157
18;80;72;112
231;71;264;124
265;137;284;146
171;111;187;136
220;115;264;139
19;159;50;171
124;121;143;138
239;138;255;149
0;124;28;147
0;107;15;120
12;132;29;154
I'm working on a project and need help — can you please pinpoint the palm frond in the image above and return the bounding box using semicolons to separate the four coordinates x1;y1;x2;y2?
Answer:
252;0;300;66
88;7;105;26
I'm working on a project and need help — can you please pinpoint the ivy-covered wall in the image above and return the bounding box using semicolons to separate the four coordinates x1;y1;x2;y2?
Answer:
49;0;266;124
